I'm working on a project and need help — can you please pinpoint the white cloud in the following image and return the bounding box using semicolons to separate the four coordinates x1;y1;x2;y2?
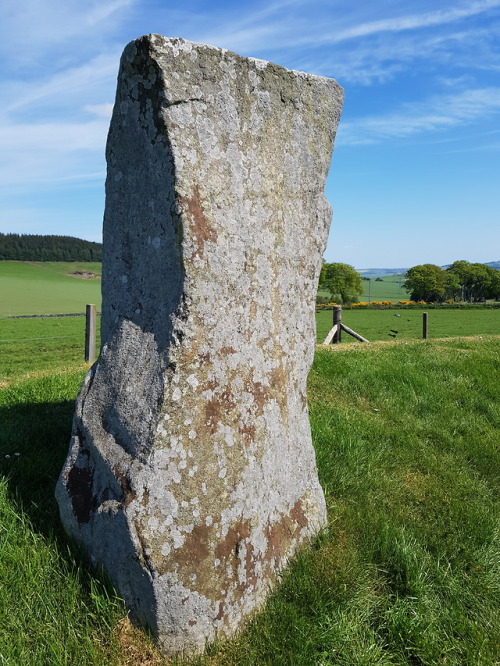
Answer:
312;0;500;46
0;119;108;187
0;0;134;66
84;104;115;119
193;0;500;57
338;87;500;144
4;53;120;117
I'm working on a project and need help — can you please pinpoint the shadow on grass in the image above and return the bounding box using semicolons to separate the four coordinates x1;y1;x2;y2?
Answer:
0;398;75;537
0;397;120;604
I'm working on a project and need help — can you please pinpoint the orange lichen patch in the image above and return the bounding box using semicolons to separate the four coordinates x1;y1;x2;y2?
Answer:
265;499;308;563
243;366;288;418
214;521;251;563
238;422;256;446
180;184;216;258
171;522;211;572
219;346;237;356
167;519;258;612
244;380;268;416
269;365;288;413
204;386;236;433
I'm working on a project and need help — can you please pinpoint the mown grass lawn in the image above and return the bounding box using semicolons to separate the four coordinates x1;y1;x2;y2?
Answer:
0;334;498;664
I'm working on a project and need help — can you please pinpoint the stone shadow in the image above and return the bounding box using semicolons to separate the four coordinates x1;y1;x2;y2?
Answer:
0;398;119;601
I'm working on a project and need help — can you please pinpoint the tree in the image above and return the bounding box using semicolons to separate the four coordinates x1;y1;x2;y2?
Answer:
447;260;500;302
319;262;363;304
403;264;448;302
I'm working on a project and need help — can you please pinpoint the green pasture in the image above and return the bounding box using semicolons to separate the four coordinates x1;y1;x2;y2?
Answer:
0;334;498;664
316;307;500;343
0;316;99;384
318;273;410;303
0;261;102;316
1;309;498;385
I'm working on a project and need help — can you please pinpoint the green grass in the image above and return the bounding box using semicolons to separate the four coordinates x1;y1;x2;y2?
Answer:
318;274;410;303
0;261;102;316
0;330;499;664
0;316;100;384
316;307;500;343
359;274;409;302
0;369;125;664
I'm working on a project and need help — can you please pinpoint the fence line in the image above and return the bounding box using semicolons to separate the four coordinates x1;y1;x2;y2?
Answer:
1;306;98;362
322;306;430;344
0;335;81;342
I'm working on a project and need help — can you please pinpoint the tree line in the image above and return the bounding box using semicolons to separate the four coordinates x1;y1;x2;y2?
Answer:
404;261;500;302
0;233;102;262
319;260;500;304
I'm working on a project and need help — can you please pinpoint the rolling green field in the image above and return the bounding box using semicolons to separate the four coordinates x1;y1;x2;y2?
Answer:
1;265;499;663
0;334;498;664
318;274;410;303
0;261;102;316
2;262;408;316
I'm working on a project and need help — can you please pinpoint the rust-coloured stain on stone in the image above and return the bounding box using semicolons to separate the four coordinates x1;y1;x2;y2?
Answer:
180;184;216;258
204;386;236;433
265;499;309;562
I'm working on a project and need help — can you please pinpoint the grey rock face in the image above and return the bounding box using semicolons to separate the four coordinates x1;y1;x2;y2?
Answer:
56;35;343;655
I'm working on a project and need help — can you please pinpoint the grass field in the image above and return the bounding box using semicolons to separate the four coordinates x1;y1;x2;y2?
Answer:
0;261;102;316
1;309;498;383
316;307;500;344
0;317;498;664
318;274;410;303
1;262;408;316
0;316;101;384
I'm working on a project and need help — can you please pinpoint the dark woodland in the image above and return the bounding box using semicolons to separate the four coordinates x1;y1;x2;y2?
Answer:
0;233;102;262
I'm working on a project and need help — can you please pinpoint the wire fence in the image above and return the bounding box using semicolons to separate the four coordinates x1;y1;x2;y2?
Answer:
0;308;99;365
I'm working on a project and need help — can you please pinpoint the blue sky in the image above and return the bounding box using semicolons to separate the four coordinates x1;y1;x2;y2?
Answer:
1;0;499;268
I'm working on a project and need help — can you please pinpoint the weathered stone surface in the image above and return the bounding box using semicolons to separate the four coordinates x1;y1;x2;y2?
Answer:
56;35;343;655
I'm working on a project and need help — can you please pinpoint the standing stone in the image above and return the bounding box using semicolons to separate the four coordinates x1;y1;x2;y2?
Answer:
56;35;343;655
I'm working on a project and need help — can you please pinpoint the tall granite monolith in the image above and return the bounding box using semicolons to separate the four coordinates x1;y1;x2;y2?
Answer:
56;35;343;655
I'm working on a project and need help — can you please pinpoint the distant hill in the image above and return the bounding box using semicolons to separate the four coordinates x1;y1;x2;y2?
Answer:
358;262;500;277
0;233;102;262
357;268;409;277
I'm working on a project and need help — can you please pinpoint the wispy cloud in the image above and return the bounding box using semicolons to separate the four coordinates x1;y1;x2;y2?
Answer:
304;26;500;83
4;53;120;118
0;0;134;67
194;0;500;55
338;87;500;144
0;119;108;187
311;0;500;46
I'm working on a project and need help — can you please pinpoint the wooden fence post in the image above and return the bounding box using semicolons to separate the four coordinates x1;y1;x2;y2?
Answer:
85;304;97;363
422;312;428;340
333;305;342;344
